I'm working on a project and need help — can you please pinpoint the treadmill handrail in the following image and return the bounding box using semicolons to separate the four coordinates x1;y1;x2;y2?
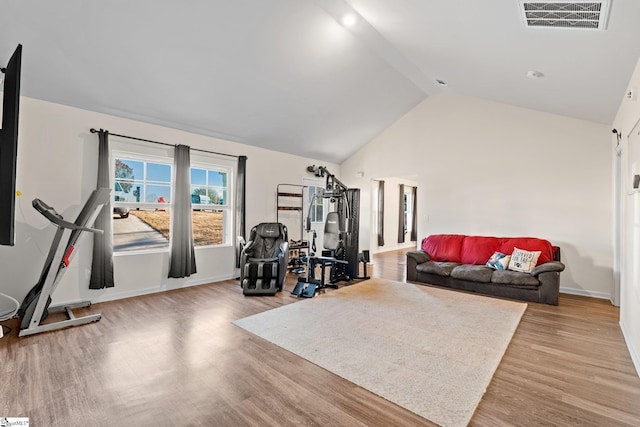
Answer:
32;198;104;234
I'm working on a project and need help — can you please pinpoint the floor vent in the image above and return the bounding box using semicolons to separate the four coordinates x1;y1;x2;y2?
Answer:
519;1;610;30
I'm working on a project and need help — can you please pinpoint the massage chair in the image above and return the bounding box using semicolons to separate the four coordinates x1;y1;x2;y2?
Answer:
239;222;289;295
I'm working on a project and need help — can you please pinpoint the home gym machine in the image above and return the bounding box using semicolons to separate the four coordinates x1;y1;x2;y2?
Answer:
292;165;369;297
17;187;110;337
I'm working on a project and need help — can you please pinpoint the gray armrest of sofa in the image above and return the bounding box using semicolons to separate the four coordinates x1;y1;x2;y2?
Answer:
406;250;431;282
531;261;565;305
530;261;565;276
406;250;431;264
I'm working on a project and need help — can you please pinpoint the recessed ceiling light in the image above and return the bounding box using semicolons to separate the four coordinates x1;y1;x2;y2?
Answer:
526;70;544;79
341;13;357;28
436;79;448;87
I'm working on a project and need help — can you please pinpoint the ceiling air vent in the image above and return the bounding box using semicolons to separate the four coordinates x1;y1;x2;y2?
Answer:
519;1;610;30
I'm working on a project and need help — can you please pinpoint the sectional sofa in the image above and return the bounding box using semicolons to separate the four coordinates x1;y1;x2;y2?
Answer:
406;234;565;305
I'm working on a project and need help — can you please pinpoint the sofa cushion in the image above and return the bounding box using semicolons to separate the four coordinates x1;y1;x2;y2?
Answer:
491;270;540;287
461;236;500;265
486;251;511;270
450;265;493;283
499;237;554;264
421;234;465;262
507;247;542;273
416;261;460;277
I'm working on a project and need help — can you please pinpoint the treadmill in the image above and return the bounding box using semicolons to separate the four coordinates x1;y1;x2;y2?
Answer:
17;187;110;337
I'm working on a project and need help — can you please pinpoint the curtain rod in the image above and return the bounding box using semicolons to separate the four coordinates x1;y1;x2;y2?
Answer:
90;128;243;159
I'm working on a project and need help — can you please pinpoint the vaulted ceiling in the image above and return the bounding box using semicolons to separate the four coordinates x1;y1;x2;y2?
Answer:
2;1;640;163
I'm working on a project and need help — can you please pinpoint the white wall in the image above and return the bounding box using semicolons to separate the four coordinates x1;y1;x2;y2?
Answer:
612;56;640;376
341;93;613;298
0;96;338;305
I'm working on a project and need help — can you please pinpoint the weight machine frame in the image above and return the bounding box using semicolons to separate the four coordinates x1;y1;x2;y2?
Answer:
304;165;369;284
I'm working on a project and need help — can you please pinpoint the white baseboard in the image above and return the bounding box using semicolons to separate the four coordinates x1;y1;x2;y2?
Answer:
559;287;611;300
620;320;640;378
57;274;236;306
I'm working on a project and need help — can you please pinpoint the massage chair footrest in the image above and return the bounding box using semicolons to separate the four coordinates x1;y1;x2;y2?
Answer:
242;259;281;296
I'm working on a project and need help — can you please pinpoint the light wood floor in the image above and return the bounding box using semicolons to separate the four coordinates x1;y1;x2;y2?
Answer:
1;249;639;426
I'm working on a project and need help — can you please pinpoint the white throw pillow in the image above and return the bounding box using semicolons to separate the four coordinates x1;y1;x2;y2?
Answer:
486;252;511;270
507;247;541;273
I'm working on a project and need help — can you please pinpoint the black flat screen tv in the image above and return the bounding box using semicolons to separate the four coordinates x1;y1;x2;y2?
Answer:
0;44;22;246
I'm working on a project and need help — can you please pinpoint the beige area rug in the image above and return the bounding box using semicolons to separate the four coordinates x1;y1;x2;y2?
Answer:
233;278;527;427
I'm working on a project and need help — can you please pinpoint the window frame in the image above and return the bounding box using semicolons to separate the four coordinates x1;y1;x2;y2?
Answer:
111;148;235;254
111;151;174;254
189;161;233;248
112;151;174;211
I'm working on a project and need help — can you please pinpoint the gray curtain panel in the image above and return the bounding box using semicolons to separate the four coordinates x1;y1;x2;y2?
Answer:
168;144;197;278
235;155;247;268
411;186;418;241
398;184;405;244
90;129;115;289
377;180;385;247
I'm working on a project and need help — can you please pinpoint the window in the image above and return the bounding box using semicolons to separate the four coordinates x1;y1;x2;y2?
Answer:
114;158;172;204
372;180;385;247
190;168;227;206
112;152;233;253
307;186;324;223
113;156;173;252
190;166;230;247
403;191;413;237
